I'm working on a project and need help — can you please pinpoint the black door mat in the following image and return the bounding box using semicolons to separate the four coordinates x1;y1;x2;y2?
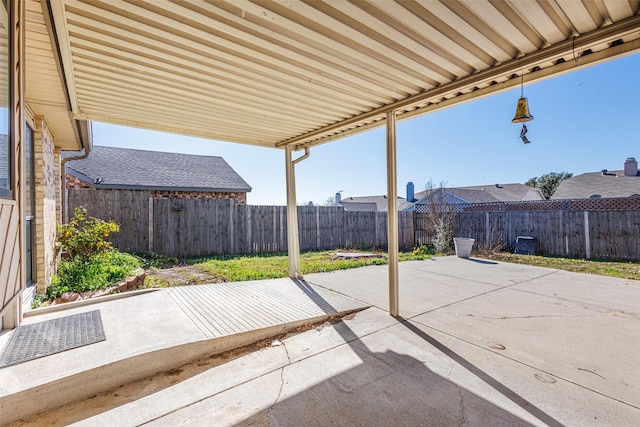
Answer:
0;310;106;368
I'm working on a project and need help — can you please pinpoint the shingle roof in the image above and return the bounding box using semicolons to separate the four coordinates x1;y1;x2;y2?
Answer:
415;184;543;204
551;170;640;200
339;196;413;212
65;146;251;192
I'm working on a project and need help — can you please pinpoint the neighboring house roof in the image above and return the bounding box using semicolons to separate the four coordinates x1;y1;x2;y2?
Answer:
65;146;251;193
551;170;640;200
413;183;544;205
339;196;413;212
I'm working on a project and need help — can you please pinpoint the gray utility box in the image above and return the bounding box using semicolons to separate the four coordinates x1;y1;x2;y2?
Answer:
515;236;537;255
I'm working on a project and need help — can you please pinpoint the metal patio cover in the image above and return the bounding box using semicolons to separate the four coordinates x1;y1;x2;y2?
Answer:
36;0;640;150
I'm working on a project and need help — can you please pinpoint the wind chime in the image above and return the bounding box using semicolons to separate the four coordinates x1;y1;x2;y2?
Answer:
512;67;533;144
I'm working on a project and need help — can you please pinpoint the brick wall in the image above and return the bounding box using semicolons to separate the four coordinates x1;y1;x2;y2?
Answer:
66;174;95;190
150;190;247;204
33;116;58;293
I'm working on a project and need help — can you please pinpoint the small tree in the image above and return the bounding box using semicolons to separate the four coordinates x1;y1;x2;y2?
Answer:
422;180;458;254
525;171;573;199
56;207;120;259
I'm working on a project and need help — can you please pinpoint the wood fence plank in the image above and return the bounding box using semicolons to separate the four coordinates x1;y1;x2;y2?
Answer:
69;191;639;261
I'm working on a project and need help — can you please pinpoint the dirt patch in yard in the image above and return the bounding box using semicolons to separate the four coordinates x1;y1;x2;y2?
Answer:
144;265;223;287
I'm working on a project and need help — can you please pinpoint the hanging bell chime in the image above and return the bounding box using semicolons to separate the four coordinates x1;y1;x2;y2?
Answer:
512;60;534;144
511;97;533;123
513;97;533;144
519;123;531;144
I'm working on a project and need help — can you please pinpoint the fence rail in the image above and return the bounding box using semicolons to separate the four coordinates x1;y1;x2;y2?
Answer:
69;190;414;258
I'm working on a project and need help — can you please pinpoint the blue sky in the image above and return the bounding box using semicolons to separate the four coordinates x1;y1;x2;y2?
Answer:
93;52;639;206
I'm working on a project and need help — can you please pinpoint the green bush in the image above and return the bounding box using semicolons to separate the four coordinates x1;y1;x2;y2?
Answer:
47;250;141;299
56;207;119;259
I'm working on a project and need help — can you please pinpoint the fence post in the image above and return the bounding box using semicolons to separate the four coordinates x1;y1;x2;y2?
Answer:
148;196;153;253
485;211;490;245
584;211;590;259
229;199;235;255
246;206;252;254
316;206;320;249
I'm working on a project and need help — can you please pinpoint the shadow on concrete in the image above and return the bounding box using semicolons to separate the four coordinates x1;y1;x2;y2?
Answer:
245;279;548;426
8;279;363;425
12;278;558;425
237;342;536;426
294;279;562;427
397;318;564;427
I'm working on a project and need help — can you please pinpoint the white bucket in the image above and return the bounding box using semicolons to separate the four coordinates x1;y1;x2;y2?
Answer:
454;237;475;258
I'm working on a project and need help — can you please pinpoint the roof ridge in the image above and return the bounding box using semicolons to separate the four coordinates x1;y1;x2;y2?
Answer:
93;145;223;160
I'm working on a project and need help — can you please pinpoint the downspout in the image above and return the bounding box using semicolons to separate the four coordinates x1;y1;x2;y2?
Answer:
60;122;93;223
285;146;310;278
292;146;310;165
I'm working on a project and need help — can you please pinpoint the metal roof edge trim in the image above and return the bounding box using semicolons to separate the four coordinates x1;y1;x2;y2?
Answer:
90;184;252;193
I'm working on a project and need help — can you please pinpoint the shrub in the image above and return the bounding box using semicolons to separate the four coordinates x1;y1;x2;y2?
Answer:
432;217;454;254
56;207;119;259
47;250;141;299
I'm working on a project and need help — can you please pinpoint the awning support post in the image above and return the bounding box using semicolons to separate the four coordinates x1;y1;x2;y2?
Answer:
285;145;303;278
386;110;399;317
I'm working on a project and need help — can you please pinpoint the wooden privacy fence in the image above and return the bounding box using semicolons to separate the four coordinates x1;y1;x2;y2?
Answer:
415;198;640;260
68;190;414;258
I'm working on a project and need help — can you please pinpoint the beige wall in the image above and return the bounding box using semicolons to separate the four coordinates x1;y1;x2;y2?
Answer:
33;115;59;293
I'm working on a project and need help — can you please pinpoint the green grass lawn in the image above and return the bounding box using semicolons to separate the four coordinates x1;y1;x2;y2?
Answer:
138;248;640;289
481;252;640;281
190;249;430;282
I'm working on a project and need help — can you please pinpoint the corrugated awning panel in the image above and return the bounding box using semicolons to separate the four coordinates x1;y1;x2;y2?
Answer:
37;0;640;149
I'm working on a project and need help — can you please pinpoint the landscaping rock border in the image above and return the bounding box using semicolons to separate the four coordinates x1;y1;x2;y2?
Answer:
51;268;146;306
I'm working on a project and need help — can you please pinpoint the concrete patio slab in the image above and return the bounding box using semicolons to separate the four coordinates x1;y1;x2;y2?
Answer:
1;256;639;426
304;256;559;318
46;307;639;427
513;269;640;313
0;278;367;425
413;280;639;407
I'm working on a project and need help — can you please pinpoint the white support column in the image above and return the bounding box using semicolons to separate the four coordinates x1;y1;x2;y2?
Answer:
386;110;399;317
285;145;302;278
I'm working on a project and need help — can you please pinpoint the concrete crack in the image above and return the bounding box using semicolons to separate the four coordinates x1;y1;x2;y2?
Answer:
445;354;465;427
268;341;291;417
467;313;593;320
457;386;466;427
446;356;455;380
577;367;607;380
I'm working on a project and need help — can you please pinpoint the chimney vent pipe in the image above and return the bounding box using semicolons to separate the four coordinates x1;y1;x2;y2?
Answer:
624;157;638;176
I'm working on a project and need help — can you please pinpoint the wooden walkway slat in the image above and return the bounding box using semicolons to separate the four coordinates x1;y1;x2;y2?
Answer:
166;279;368;339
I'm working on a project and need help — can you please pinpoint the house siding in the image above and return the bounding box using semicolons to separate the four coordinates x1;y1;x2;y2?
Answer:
1;1;24;329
